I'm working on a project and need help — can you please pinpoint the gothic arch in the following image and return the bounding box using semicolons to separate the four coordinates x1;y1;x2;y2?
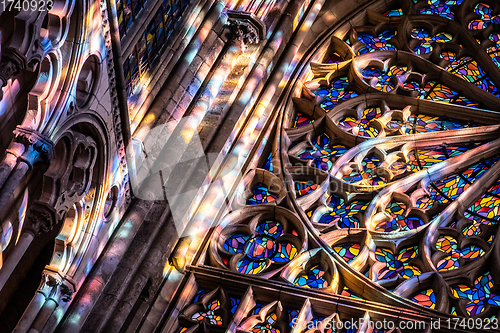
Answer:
161;0;500;331
46;115;110;279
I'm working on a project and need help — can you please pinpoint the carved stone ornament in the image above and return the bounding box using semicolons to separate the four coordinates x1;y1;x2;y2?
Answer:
38;271;75;304
25;201;57;236
10;126;55;167
0;10;47;100
38;130;98;222
226;10;266;45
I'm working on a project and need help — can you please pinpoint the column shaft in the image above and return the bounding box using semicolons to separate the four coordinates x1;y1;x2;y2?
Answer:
0;161;30;213
13;292;46;333
28;298;58;333
0;231;34;290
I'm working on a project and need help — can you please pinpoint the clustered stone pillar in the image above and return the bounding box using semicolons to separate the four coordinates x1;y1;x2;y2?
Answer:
0;126;54;214
146;11;264;224
13;270;74;333
0;128;54;290
0;202;56;291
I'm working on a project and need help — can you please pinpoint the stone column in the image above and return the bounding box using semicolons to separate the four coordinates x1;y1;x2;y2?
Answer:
141;11;265;230
0;202;56;291
0;127;54;214
14;270;74;333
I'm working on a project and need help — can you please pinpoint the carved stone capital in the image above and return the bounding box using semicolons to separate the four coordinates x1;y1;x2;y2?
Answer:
11;127;55;167
38;270;75;304
25;201;57;236
226;10;266;45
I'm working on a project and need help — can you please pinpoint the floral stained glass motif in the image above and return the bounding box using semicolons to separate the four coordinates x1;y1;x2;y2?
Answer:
403;114;474;134
293;112;313;128
356;30;397;55
465;177;500;223
312;77;359;111
246;184;277;205
191;300;223;325
337;108;476;137
295;265;329;288
295;180;319;197
451;272;500;316
318;194;369;228
332;243;360;263
376;200;425;232
407;143;482;172
410;289;436;309
360;66;407;92
342;155;387;186
338;107;382;137
375;246;421;279
419;0;464;19
462;221;484;237
468;3;500;30
384;8;403;16
415;175;468;210
410;28;452;54
443;55;500;96
415;156;499;212
487;33;500;68
223;221;298;274
296;133;347;171
435;235;485;271
404;80;479;107
325;52;343;63
250;312;281;333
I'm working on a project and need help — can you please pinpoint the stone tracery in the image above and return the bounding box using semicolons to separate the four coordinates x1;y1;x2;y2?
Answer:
171;1;500;331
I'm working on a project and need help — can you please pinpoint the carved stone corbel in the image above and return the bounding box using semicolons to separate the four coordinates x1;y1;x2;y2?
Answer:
0;128;55;217
9;127;55;168
226;10;266;46
24;201;57;236
38;271;75;305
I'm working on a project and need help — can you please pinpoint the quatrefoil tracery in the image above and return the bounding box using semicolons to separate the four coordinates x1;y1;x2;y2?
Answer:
212;207;307;277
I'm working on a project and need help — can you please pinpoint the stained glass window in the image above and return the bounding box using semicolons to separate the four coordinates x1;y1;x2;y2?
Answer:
246;183;277;205
122;0;189;95
166;1;500;331
116;0;143;38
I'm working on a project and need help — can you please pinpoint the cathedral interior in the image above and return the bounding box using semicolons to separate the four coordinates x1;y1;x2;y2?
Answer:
0;0;500;332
